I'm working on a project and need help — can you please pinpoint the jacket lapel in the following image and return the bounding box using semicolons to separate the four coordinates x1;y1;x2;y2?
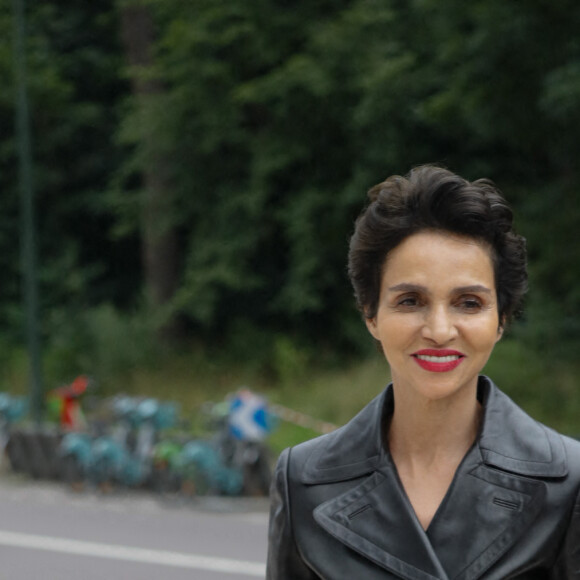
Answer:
427;463;547;579
314;467;450;580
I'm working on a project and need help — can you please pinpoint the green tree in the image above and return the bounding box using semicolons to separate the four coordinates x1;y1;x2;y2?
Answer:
3;0;580;372
0;0;130;341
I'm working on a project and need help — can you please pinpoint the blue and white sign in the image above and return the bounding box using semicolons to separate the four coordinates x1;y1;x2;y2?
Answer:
228;389;273;441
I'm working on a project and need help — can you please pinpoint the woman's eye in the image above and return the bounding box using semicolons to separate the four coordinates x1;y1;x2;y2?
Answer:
396;295;421;308
459;297;482;311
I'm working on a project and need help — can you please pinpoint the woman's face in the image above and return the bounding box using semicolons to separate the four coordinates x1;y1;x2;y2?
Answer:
366;230;502;405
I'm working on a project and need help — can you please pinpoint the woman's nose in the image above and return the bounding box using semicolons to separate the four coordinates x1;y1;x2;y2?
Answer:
421;306;458;344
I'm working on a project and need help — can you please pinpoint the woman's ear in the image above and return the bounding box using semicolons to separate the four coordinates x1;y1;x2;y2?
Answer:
496;317;506;343
365;316;380;341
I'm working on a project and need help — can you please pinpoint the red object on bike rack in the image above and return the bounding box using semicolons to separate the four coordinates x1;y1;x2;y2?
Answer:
51;375;90;429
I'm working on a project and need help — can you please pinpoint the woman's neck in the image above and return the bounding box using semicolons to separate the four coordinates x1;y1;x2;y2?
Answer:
387;385;482;467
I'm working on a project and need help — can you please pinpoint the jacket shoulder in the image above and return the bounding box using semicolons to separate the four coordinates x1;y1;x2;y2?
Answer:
287;389;388;484
562;434;580;476
478;378;571;478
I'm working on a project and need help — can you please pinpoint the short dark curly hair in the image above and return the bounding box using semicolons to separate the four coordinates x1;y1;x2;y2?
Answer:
347;165;528;325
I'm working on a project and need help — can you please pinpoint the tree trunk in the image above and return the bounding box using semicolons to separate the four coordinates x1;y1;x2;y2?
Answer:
119;2;181;343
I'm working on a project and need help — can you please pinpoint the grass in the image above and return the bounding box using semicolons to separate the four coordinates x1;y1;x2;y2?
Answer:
100;350;392;454
5;337;580;454
132;337;580;445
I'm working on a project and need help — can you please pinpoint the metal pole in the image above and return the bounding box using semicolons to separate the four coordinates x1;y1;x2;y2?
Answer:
13;0;43;423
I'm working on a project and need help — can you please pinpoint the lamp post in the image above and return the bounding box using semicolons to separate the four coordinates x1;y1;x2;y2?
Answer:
13;0;43;424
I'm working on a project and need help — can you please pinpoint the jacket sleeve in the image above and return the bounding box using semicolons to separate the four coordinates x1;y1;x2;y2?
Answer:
553;485;580;579
266;448;318;580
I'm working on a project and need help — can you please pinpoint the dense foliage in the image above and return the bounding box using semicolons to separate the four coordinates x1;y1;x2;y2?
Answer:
3;0;580;383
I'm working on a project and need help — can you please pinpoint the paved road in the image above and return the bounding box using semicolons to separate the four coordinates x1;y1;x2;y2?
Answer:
0;472;270;579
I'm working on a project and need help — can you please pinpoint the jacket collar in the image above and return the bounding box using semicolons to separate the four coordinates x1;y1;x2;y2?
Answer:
301;375;568;485
304;377;561;579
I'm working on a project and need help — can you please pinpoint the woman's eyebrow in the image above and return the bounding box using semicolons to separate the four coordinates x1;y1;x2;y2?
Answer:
453;285;492;294
387;283;427;293
387;283;492;294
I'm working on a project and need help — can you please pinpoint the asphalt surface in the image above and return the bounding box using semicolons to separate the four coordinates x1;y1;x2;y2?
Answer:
0;468;270;579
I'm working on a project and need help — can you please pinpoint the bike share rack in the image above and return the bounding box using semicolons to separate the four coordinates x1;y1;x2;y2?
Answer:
0;385;279;499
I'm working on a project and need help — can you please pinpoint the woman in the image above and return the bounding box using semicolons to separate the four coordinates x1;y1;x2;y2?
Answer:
266;165;580;579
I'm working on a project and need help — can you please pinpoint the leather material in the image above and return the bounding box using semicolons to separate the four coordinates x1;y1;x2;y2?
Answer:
266;377;580;579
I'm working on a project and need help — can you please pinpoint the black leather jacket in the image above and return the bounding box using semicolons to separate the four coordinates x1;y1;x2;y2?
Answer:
266;377;580;579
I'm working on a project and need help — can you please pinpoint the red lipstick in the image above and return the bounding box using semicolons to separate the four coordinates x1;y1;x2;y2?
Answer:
411;349;465;373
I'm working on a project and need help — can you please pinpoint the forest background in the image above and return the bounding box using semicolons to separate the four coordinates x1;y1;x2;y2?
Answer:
2;0;580;443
